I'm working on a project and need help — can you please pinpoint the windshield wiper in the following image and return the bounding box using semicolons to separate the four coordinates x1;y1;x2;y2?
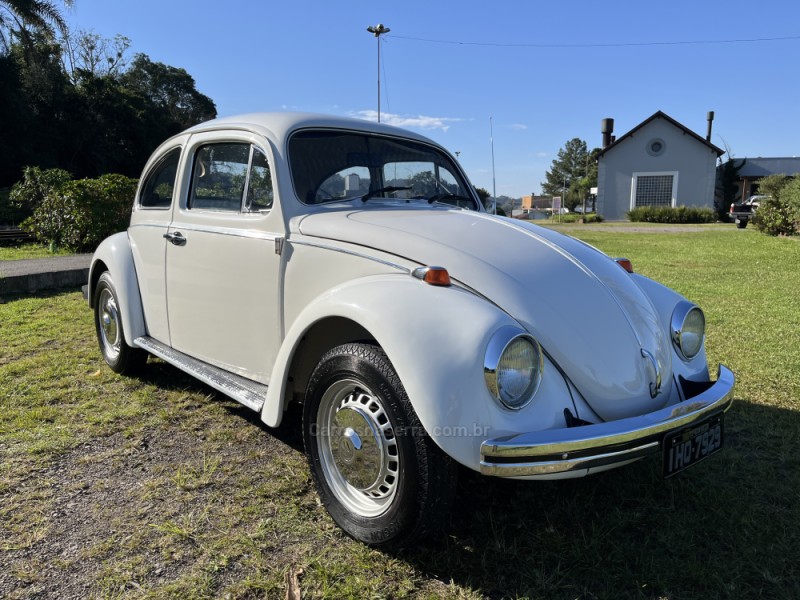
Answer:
426;192;474;205
361;186;412;203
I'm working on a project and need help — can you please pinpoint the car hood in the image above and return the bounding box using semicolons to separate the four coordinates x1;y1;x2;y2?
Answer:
296;207;672;420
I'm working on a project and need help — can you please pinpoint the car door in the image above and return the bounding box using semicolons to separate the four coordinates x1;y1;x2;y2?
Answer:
165;132;282;383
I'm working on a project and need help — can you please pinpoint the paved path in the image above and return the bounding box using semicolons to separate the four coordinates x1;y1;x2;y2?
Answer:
0;254;91;297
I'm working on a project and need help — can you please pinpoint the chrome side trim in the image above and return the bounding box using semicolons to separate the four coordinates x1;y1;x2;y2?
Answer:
167;222;280;241
480;364;734;477
289;239;411;273
134;336;267;412
477;213;647;347
128;223;170;229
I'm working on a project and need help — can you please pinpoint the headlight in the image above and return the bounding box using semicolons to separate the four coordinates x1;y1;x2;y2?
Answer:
671;301;705;360
484;326;543;410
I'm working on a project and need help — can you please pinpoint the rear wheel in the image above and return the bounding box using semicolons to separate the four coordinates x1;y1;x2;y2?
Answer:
93;272;147;374
303;343;457;547
735;218;748;229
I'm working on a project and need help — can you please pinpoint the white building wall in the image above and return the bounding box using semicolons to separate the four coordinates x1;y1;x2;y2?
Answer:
597;118;719;220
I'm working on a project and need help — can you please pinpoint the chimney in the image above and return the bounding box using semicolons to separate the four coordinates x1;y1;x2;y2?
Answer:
601;118;614;148
706;111;715;142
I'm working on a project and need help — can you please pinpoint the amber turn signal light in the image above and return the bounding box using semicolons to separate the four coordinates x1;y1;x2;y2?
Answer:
411;266;451;286
614;258;634;273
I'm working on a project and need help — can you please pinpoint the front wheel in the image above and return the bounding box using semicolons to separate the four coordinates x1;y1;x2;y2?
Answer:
93;272;147;375
303;343;457;547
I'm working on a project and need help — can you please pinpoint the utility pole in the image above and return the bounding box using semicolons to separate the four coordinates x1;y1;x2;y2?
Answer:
366;24;390;122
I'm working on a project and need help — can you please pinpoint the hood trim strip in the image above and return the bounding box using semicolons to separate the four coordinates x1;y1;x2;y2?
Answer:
469;213;646;347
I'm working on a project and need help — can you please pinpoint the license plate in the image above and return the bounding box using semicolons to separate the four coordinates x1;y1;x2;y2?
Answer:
663;413;724;478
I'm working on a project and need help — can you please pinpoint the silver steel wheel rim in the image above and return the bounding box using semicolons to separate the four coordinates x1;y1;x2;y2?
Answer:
316;378;400;517
98;288;121;360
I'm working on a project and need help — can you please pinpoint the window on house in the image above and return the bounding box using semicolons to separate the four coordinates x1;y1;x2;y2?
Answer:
632;173;676;208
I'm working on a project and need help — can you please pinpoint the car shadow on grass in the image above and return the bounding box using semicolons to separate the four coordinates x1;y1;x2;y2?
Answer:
391;399;800;599
135;357;306;452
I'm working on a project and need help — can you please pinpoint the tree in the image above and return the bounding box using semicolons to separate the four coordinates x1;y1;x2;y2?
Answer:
715;141;747;220
62;30;131;82
474;186;490;210
0;34;216;187
0;0;71;52
541;138;598;211
409;171;438;197
0;31;73;182
122;53;216;130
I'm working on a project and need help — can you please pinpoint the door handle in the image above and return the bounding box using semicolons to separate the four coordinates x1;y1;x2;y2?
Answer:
163;231;187;246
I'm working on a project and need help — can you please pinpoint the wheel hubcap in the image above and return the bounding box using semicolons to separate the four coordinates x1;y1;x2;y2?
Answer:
98;288;121;360
317;379;400;517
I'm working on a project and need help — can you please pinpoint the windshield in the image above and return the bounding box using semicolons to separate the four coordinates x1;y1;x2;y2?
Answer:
288;130;479;210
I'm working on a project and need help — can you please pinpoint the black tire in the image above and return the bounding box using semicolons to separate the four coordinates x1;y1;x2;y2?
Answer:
735;218;748;229
303;343;457;547
93;272;147;375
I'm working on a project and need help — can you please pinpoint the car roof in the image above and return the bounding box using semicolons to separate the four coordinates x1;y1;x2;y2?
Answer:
183;112;439;148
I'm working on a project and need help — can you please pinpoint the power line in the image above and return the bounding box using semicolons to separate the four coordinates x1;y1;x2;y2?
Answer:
388;33;800;49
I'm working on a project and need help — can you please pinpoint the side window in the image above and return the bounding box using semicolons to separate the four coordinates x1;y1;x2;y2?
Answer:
190;143;250;211
245;148;274;211
139;148;181;208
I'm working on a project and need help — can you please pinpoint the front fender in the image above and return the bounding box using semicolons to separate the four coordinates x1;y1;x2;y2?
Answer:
632;273;710;382
89;232;146;346
262;275;576;470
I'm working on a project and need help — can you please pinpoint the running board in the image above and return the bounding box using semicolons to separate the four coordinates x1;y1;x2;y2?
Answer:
134;336;267;412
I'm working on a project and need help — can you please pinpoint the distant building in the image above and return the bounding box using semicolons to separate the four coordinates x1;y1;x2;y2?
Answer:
596;111;724;220
521;195;552;210
345;173;361;194
717;157;800;200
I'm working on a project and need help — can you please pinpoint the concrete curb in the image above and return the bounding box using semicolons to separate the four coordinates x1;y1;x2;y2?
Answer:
0;254;92;298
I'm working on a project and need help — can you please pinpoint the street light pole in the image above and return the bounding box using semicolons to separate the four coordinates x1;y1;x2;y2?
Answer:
366;24;390;123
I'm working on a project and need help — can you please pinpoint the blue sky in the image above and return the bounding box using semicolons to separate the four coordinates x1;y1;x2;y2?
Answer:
68;0;800;198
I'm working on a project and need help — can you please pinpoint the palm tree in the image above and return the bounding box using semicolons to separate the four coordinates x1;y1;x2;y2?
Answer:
0;1;72;51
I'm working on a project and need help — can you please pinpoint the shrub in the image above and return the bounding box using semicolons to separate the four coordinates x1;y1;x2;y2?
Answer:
627;206;717;223
751;195;795;236
785;178;800;226
548;213;604;223
9;167;72;216
22;174;137;251
752;176;800;236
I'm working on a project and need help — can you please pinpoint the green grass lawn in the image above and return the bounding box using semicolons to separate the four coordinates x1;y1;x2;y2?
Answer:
0;243;73;261
1;225;798;599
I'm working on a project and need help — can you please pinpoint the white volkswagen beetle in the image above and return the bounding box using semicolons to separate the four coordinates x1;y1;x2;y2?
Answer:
86;113;734;547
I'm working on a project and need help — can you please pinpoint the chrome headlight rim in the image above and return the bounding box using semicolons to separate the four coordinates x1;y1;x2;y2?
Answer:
671;301;705;361
484;325;544;411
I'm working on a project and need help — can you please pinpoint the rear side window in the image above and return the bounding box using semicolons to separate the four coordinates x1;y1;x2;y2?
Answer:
139;148;181;209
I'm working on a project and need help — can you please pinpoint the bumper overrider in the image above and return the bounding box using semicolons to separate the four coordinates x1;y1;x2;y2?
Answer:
480;365;735;477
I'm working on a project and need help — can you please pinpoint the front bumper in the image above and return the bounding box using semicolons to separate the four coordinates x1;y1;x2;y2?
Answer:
480;365;735;477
